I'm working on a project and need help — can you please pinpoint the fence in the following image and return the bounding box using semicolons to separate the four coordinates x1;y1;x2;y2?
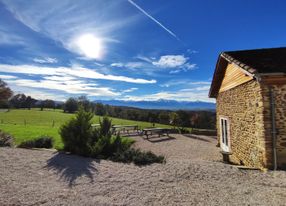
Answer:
0;119;57;127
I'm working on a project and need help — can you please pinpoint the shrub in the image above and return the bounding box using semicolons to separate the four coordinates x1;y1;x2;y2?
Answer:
111;148;165;165
133;150;165;165
178;127;191;134
0;130;13;147
18;136;53;149
60;109;165;165
60;108;93;156
88;117;126;157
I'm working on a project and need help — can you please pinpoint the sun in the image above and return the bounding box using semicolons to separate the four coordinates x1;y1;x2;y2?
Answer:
76;33;103;59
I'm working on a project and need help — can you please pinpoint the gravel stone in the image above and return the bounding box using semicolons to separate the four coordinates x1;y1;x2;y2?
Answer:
1;134;286;205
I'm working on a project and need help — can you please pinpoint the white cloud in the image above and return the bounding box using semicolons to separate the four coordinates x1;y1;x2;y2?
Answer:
121;87;138;93
11;85;67;101
136;55;153;63
169;69;181;74
187;49;199;54
94;62;104;67
43;75;76;81
169;63;196;74
0;74;18;79
111;62;145;69
122;83;213;102
136;54;197;73
180;86;210;92
123;88;214;102
111;55;197;75
110;63;124;67
0;29;26;46
6;78;120;97
189;81;211;85
33;57;58;64
0;64;156;84
184;63;196;70
152;55;187;68
160;80;211;88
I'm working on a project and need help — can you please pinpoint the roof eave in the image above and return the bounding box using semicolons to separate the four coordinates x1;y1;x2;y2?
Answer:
208;54;228;98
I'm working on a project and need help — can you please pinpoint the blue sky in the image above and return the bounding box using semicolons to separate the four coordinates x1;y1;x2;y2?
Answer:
0;0;285;102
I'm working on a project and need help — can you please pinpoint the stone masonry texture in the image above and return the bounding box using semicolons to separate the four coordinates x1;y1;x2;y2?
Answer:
261;84;286;168
216;80;273;169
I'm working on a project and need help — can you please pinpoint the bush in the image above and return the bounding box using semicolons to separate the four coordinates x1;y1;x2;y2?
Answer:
60;108;93;156
0;130;13;147
111;148;165;165
18;136;54;149
178;127;191;134
88;117;130;158
60;109;165;165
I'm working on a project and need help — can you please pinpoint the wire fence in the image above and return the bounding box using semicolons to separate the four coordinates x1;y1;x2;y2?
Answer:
0;119;57;127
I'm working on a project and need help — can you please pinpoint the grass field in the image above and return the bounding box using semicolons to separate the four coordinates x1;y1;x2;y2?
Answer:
0;109;175;149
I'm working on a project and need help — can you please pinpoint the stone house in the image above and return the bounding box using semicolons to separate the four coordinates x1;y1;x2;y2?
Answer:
209;47;286;169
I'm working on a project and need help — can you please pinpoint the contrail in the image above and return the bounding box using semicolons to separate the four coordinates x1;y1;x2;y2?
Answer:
128;0;180;41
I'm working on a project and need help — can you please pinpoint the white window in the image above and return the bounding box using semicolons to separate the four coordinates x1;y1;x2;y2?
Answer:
220;117;230;152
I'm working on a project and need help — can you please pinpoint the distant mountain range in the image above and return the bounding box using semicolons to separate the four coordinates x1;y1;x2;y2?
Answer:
95;99;215;110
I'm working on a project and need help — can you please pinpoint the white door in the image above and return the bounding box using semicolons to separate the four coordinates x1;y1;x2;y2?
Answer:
220;117;230;152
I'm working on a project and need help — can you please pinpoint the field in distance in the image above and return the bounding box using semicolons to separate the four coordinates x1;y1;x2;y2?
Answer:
0;109;177;149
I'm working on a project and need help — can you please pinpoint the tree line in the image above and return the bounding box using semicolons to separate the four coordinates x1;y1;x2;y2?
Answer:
0;79;216;129
57;97;216;129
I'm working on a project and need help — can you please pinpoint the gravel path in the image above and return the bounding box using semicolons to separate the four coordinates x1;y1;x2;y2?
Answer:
1;134;286;205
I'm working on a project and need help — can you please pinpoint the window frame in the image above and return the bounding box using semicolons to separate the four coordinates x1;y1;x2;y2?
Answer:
219;116;231;152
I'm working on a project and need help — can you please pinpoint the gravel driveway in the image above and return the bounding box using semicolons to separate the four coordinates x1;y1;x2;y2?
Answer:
1;134;286;205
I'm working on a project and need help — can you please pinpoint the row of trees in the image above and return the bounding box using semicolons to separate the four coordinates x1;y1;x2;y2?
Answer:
106;106;216;129
0;79;61;110
63;97;216;129
8;94;59;110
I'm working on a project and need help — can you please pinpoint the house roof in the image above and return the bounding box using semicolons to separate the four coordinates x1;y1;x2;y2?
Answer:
209;47;286;98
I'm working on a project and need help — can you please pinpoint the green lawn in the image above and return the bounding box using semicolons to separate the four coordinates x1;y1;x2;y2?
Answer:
0;109;174;149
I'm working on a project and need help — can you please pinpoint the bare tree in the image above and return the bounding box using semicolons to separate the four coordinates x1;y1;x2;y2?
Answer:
0;79;12;101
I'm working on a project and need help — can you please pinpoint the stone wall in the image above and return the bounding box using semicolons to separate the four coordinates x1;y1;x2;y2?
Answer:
216;80;272;168
261;84;286;168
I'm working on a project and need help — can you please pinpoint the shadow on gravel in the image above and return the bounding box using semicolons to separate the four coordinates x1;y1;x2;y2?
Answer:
182;134;211;142
44;152;98;187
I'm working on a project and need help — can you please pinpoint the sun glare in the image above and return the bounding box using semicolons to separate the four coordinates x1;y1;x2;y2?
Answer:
76;34;103;59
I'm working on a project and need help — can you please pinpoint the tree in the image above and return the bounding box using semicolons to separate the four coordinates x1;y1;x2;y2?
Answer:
94;103;106;116
169;112;179;128
0;79;13;100
147;112;158;125
60;108;93;155
0;80;13;108
9;94;37;109
77;96;91;112
9;94;27;108
24;96;37;109
64;97;78;113
158;112;170;124
41;99;55;110
176;110;190;128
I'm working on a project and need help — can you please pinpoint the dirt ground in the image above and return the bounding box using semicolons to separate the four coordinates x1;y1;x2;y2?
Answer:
1;134;286;205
